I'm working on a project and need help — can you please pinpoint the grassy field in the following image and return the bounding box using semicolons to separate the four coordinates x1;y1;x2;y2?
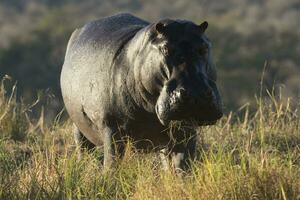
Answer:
1;81;300;200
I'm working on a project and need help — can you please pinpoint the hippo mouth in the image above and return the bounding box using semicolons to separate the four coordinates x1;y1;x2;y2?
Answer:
155;103;223;126
155;82;223;126
157;114;221;127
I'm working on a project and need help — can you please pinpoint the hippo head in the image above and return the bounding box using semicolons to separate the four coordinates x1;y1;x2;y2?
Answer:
146;19;223;126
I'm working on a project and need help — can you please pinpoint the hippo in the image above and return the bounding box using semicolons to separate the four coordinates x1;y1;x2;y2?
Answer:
60;13;222;172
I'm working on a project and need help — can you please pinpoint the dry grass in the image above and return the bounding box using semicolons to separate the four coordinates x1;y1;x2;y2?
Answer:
1;80;300;200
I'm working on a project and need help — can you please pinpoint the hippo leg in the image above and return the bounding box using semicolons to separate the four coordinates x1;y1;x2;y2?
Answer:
171;133;197;174
102;126;126;171
159;148;170;171
73;124;96;160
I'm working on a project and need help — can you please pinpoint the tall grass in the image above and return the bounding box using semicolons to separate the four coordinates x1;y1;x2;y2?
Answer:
0;80;300;199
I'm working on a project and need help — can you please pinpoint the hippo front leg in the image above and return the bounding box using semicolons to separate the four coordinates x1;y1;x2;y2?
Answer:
171;134;197;174
159;148;170;171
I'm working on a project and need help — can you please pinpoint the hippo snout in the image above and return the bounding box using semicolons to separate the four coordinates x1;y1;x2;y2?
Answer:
170;87;215;106
155;85;223;126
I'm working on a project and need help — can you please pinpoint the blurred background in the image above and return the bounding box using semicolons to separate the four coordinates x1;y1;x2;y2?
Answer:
0;0;299;122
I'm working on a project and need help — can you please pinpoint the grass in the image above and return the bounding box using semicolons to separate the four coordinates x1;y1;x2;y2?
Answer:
1;80;300;199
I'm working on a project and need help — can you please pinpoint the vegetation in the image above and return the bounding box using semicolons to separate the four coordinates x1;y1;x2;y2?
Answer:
1;1;300;199
1;79;300;200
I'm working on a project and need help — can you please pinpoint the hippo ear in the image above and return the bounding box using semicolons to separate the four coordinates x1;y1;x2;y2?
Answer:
198;21;208;33
155;22;166;34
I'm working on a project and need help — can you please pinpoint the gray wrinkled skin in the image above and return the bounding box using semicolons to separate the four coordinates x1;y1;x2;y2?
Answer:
61;13;223;172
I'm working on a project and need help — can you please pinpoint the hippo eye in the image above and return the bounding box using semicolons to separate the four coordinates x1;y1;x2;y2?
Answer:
199;41;209;56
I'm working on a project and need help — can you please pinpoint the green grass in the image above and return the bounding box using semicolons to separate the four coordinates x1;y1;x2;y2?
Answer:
1;81;300;199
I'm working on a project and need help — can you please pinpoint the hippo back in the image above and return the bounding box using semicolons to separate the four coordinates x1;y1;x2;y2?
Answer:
61;14;149;145
76;14;147;49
